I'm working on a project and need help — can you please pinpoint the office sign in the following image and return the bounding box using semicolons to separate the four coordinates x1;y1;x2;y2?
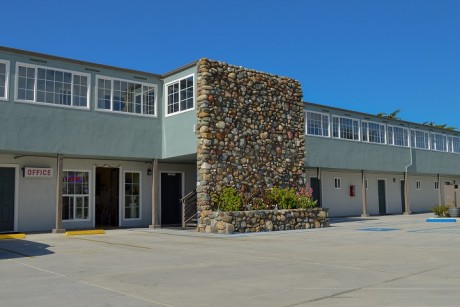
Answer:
24;167;54;178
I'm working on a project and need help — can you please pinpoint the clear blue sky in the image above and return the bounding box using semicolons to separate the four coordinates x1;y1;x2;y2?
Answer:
1;0;459;128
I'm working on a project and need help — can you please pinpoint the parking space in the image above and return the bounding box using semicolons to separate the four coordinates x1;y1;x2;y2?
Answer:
1;213;459;307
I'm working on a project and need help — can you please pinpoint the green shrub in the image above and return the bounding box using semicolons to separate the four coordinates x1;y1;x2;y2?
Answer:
211;185;317;211
212;187;243;211
432;205;449;217
266;187;298;209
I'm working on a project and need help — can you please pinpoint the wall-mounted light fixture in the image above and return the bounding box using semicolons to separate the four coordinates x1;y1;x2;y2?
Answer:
393;178;396;182
147;169;152;176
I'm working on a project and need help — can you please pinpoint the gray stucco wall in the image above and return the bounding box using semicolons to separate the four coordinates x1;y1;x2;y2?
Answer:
0;49;163;160
306;136;460;176
161;66;198;159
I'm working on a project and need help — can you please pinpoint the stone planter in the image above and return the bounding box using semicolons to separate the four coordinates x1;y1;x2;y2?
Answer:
448;207;460;217
198;208;329;234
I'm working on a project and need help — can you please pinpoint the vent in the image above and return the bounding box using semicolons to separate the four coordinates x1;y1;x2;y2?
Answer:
85;68;100;73
133;76;147;81
29;58;47;64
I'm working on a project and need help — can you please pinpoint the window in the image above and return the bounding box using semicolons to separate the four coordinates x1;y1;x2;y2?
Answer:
62;171;90;220
306;111;329;137
387;125;409;147
334;177;341;189
434;181;439;190
410;129;430;150
431;133;447;152
416;180;421;190
449;136;460;153
124;172;140;219
97;76;156;116
362;121;386;144
16;63;89;108
332;116;359;141
0;59;9;100
166;75;194;115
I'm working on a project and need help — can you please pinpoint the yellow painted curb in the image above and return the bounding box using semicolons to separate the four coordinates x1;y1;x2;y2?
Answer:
65;229;105;236
0;233;26;240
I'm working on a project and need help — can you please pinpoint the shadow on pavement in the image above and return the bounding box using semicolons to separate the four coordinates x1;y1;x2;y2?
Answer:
329;217;379;224
0;239;54;259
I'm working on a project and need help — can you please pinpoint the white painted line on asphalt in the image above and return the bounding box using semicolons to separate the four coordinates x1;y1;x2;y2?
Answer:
8;258;175;307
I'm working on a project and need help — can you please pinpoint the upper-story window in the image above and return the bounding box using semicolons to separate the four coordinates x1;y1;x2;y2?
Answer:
165;74;194;115
332;116;359;141
410;129;430;150
387;125;409;147
431;133;447;152
96;76;156;116
449;136;460;153
16;63;89;108
362;121;386;144
0;60;9;100
306;111;329;137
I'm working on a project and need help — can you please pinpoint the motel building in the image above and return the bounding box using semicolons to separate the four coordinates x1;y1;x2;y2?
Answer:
0;46;459;233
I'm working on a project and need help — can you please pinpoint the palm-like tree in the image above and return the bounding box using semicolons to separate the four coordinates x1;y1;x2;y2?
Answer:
422;122;456;131
376;109;401;120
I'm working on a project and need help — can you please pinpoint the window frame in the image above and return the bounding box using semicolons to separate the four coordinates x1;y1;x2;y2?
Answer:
164;73;195;117
0;59;10;101
331;115;360;141
123;171;142;220
387;124;409;147
305;110;330;137
431;132;448;152
334;177;342;189
62;170;91;221
15;62;90;109
449;135;460;154
95;75;157;117
410;129;430;150
361;120;386;144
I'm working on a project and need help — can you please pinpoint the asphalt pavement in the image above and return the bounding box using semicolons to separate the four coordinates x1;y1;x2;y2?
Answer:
1;213;459;307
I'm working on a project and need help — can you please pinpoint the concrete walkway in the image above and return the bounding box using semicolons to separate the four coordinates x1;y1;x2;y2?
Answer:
1;213;459;306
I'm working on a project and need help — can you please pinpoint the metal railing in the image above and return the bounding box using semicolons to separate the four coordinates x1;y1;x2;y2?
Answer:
181;189;197;229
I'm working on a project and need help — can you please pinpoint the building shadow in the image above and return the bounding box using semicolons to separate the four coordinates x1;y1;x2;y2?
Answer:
0;239;54;259
329;217;380;224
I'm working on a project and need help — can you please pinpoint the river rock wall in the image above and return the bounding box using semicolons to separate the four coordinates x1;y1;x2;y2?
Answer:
198;208;329;234
196;59;305;212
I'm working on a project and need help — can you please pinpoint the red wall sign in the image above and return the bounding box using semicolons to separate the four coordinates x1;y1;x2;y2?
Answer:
24;167;54;178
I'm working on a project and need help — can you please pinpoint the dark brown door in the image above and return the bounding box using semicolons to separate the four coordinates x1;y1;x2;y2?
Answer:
161;173;182;225
0;167;15;232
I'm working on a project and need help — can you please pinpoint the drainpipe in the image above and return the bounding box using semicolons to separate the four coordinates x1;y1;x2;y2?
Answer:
404;144;412;215
361;170;369;217
52;154;65;233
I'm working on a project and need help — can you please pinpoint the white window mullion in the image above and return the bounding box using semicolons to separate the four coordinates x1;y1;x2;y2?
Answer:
110;79;114;111
33;67;38;102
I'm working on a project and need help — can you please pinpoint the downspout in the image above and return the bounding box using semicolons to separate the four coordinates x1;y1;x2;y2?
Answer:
404;141;413;215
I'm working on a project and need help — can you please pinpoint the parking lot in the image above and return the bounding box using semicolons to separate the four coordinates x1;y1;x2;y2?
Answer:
1;213;460;307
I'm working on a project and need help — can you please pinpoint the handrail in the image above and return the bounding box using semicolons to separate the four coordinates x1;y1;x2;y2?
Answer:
181;189;197;229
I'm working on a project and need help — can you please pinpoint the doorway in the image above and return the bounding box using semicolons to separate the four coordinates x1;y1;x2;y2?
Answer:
95;167;119;227
0;167;15;232
161;172;183;226
378;179;387;215
310;177;321;207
